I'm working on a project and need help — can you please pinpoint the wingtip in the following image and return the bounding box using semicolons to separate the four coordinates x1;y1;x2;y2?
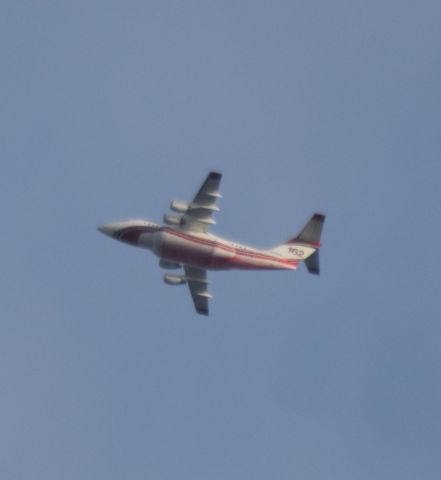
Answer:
209;171;222;180
313;213;326;222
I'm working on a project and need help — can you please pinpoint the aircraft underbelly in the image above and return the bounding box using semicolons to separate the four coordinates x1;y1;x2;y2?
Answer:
160;232;210;267
159;231;235;269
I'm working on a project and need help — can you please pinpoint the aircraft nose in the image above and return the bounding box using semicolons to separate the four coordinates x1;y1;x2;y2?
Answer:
98;223;118;237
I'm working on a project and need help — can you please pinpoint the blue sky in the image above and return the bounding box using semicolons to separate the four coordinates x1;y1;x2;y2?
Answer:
1;1;440;479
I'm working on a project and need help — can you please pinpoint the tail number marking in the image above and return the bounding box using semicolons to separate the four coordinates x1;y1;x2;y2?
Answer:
288;247;305;258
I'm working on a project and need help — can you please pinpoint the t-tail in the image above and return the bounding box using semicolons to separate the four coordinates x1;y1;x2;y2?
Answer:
271;213;326;275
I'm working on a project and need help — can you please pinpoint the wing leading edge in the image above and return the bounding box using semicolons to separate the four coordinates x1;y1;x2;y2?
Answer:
181;171;222;233
183;265;211;316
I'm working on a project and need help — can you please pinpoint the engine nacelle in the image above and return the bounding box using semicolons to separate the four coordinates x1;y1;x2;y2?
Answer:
170;200;189;213
164;274;186;285
163;214;182;226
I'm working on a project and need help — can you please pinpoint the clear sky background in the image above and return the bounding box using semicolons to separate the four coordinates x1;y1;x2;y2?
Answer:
1;1;440;479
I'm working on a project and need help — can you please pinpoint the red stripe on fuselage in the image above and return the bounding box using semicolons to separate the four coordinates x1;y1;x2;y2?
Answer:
161;228;298;269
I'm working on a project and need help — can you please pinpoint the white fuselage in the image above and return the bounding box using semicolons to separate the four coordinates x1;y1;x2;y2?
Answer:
98;219;303;271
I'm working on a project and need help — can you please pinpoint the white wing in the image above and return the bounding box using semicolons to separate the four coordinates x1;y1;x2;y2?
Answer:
181;171;222;233
184;266;211;316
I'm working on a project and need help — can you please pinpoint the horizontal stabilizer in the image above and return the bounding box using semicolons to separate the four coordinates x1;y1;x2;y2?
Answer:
304;250;320;275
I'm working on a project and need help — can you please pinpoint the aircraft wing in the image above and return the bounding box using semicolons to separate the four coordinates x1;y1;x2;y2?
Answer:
181;171;222;233
184;265;211;316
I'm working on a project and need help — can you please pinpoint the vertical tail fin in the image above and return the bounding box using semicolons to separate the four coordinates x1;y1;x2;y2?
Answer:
290;213;325;246
285;213;326;275
270;214;326;274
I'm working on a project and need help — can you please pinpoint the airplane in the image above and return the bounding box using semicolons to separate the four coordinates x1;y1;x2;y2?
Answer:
98;171;325;315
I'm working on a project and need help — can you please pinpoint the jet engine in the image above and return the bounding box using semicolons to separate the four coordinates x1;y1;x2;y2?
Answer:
163;214;182;226
170;201;189;213
164;274;186;285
